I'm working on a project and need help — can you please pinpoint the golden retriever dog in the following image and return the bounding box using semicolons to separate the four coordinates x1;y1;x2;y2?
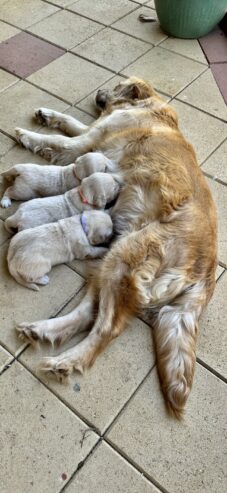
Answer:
15;77;217;418
1;152;114;208
5;172;120;232
8;210;113;291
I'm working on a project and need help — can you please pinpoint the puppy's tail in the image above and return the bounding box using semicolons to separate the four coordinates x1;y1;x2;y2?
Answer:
8;261;39;291
153;282;206;419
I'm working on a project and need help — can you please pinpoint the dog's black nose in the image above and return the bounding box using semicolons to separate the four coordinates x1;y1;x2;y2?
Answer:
95;90;107;109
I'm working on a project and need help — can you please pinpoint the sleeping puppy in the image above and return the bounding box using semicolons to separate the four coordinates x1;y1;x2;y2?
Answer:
8;210;113;291
1;152;113;208
5;172;120;232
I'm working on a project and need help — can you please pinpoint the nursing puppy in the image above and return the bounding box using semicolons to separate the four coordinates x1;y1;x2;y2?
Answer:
5;172;120;232
1;152;113;208
15;77;217;419
8;210;113;291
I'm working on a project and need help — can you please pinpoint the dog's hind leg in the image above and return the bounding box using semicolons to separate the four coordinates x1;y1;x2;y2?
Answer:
38;228;162;378
35;108;89;136
16;285;96;346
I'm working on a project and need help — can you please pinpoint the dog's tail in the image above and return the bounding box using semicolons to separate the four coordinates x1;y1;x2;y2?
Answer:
152;282;207;419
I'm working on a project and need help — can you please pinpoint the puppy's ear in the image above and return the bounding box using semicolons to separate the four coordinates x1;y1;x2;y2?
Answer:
130;84;141;99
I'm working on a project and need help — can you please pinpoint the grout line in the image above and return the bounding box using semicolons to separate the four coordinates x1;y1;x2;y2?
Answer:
200;136;227;165
174;96;227;124
60;365;159;493
216;267;226;282
156;44;209;67
196;357;227;384
202;170;227;188
105;437;170;493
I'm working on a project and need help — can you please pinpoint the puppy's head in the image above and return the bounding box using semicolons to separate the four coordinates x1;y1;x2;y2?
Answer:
82;210;113;245
80;172;120;208
95;77;156;111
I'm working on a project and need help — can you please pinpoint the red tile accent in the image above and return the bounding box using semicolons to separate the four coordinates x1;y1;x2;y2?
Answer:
199;27;227;64
0;32;65;78
211;63;227;105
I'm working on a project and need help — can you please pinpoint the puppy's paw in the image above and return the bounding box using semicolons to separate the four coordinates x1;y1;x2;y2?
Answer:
1;197;11;208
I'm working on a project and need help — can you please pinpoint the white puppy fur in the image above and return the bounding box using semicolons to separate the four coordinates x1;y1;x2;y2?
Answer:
5;172;120;232
8;210;113;290
1;152;114;208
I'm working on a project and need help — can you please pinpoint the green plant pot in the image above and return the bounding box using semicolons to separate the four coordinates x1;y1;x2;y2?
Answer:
154;0;227;38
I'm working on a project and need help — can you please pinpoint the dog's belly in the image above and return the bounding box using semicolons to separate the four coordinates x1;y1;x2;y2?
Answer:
111;184;158;235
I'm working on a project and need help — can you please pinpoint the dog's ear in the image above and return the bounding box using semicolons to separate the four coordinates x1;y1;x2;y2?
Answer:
121;83;141;100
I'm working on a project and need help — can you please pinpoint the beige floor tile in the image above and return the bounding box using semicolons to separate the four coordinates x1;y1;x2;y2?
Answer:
73;28;150;72
0;21;20;42
0;68;18;93
0;241;84;354
29;10;102;49
0;361;98;493
69;0;137;25
122;46;206;96
0;219;11;246
0;0;59;29
78;75;125;116
0;133;15;157
0;80;68;137
67;442;160;492
198;271;227;378
160;37;208;64
202;139;227;184
108;365;227;493
178;69;227;120
206;177;227;266
28;53;112;104
0;345;14;373
20;312;154;433
170;100;227;163
113;6;167;45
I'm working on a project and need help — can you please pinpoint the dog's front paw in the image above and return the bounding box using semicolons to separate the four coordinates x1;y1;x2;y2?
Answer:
35;108;59;128
15;128;31;149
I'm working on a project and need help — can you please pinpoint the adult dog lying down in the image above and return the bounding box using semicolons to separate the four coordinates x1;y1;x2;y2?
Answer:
16;77;217;418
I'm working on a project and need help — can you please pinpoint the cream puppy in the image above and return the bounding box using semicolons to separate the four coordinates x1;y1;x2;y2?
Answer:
5;172;120;232
8;210;113;290
1;152;114;208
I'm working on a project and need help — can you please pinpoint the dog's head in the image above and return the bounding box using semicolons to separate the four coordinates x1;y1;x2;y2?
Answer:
80;172;120;208
82;210;113;245
95;77;156;111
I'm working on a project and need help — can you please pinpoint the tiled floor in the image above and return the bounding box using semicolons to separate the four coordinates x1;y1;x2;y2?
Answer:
0;1;226;492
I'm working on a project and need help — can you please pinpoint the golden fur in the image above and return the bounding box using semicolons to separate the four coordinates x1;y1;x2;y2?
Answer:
15;77;217;419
